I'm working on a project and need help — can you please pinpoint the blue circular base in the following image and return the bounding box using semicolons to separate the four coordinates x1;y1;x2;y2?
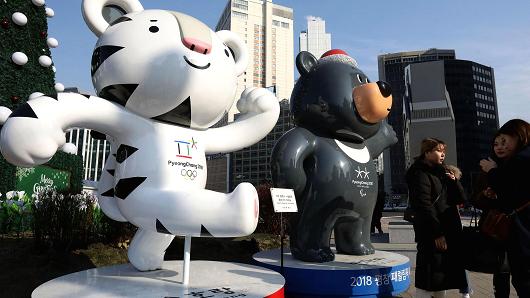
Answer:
253;249;410;297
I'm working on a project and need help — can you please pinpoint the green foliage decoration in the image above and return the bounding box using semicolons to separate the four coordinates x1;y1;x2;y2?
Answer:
0;157;17;195
1;0;56;109
1;1;83;195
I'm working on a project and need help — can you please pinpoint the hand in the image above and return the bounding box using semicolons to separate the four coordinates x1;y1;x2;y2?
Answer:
236;87;279;114
0;103;65;167
446;172;456;180
480;158;497;173
434;236;447;251
483;187;497;199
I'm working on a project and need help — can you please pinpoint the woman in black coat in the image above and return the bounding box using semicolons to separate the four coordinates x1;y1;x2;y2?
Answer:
406;138;468;297
472;133;511;298
480;119;530;297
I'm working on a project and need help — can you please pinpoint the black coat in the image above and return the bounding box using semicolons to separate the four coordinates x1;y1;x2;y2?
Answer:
487;146;530;296
406;159;467;291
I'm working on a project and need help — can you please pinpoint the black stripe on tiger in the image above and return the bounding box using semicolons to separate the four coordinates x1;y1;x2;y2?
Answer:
46;91;58;101
114;177;146;200
9;103;38;119
91;45;124;76
200;225;213;237
116;144;138;163
152;96;191;127
98;84;138;107
156;219;172;234
100;188;115;197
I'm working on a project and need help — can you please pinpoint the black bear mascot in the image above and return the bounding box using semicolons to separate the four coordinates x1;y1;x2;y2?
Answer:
271;49;397;262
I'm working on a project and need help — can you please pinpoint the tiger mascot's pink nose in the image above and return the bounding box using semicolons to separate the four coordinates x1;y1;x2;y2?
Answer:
182;37;212;55
171;11;212;55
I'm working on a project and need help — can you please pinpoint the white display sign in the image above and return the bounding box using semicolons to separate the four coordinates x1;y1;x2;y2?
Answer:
270;188;298;213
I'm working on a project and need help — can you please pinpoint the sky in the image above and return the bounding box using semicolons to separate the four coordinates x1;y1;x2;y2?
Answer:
44;0;530;125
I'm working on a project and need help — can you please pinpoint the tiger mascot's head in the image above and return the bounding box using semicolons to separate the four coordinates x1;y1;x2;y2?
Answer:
83;0;248;129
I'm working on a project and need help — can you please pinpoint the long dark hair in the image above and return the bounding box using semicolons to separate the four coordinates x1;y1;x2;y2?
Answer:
497;119;530;152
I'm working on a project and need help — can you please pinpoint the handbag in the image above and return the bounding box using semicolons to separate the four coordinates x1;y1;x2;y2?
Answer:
481;200;530;241
462;207;506;273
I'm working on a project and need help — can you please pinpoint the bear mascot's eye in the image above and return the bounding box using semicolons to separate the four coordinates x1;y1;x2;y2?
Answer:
356;74;363;83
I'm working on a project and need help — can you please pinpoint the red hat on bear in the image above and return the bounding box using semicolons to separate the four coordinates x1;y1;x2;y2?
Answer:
319;49;358;68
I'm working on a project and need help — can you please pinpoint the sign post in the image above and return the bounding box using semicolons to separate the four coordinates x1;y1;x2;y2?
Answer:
270;188;298;274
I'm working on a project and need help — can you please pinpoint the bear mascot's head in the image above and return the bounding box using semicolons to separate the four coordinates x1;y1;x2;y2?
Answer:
291;49;392;143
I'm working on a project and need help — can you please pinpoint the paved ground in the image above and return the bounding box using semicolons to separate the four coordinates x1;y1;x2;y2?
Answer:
378;214;518;297
397;269;517;297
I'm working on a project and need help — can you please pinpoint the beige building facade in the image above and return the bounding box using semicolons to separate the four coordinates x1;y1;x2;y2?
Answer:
216;0;294;121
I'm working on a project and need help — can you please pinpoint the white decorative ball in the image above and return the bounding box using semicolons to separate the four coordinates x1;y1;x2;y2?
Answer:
38;55;52;67
11;52;28;65
54;83;65;92
46;37;59;48
31;0;45;6
12;12;28;26
45;7;54;17
52;66;57;72
29;92;44;100
0;107;13;125
62;143;78;155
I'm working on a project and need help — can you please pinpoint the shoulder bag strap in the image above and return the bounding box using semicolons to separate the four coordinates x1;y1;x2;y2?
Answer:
426;173;445;206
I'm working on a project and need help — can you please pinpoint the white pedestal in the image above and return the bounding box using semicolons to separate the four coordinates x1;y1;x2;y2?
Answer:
32;261;285;298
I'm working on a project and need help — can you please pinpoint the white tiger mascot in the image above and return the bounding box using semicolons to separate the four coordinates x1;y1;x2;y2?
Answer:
0;0;279;271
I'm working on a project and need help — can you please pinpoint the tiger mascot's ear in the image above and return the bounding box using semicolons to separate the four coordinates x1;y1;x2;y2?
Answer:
82;0;144;37
215;30;248;77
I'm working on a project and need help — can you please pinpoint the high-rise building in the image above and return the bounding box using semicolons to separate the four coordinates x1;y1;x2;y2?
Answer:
229;99;294;190
403;61;458;168
444;60;499;189
403;59;499;191
216;0;294;121
299;16;331;59
378;49;456;195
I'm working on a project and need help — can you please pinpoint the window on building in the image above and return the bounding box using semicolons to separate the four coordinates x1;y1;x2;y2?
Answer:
232;0;248;10
233;11;248;19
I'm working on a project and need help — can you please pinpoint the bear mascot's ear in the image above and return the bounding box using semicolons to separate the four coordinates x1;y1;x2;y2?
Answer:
82;0;144;37
216;30;249;77
296;51;317;77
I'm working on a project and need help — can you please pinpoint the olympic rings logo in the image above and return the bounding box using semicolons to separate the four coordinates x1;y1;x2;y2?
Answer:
181;169;198;180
